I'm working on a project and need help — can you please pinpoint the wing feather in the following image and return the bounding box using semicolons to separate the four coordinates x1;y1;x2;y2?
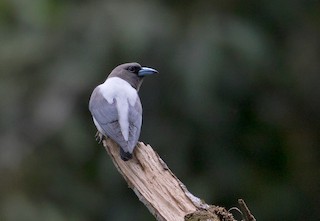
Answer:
127;97;142;153
89;87;142;154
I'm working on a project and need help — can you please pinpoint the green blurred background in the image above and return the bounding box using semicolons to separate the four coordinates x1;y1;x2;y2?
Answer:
1;0;319;220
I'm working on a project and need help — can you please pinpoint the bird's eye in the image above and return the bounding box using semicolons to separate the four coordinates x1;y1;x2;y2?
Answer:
127;66;137;73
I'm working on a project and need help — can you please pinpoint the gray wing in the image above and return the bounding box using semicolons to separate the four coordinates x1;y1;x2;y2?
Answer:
127;96;142;153
89;87;142;153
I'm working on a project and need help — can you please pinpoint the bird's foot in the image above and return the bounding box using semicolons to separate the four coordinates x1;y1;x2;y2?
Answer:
95;131;104;143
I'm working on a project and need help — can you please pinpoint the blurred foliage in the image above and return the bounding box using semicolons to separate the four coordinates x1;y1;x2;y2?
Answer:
1;0;320;220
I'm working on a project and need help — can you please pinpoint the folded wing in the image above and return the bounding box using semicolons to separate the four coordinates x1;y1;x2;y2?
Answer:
89;87;142;154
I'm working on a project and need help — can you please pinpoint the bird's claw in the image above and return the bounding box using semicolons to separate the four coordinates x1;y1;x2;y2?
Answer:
95;131;104;143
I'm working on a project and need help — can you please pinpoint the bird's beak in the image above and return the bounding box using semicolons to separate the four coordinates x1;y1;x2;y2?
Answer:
138;67;158;77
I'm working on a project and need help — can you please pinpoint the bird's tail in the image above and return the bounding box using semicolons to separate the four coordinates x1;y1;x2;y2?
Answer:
120;148;132;161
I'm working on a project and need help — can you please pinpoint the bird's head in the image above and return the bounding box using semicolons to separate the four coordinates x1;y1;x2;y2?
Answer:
108;62;158;90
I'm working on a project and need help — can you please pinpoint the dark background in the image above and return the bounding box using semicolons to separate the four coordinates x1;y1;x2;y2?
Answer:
1;1;319;220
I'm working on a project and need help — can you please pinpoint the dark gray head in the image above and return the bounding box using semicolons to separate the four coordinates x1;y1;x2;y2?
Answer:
108;62;158;90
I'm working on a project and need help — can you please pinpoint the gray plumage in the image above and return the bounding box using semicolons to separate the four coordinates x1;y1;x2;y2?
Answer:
89;87;142;159
89;62;157;161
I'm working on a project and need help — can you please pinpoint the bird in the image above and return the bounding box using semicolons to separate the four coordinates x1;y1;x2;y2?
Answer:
89;62;158;161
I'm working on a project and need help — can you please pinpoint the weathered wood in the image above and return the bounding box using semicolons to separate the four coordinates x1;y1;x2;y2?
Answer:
238;199;256;221
103;138;234;221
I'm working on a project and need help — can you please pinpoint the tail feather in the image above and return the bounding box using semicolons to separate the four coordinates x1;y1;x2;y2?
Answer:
120;148;132;161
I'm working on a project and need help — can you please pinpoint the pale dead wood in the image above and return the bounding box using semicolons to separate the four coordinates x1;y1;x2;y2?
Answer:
238;199;256;221
103;138;236;221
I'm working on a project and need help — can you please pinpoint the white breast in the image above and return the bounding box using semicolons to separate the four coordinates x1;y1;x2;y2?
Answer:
99;77;138;141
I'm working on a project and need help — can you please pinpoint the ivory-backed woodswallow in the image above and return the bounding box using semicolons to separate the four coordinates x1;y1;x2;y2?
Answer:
89;62;158;161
